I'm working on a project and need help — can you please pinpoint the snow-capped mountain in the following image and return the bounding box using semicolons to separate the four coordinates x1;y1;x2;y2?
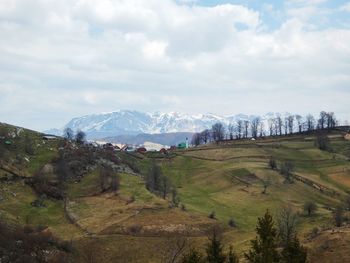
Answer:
46;110;288;139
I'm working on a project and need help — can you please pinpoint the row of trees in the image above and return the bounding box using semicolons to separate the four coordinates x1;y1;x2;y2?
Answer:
180;210;307;263
192;111;340;146
145;162;180;205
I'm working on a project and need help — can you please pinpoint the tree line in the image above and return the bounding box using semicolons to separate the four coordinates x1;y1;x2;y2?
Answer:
192;111;340;146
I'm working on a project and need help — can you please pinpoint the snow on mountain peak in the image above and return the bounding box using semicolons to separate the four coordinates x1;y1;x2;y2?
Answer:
48;110;287;139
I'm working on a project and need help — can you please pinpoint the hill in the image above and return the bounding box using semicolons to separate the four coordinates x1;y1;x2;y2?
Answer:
1;122;350;262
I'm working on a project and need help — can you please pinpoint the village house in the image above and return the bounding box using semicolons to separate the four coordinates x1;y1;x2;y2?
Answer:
159;148;168;154
137;147;147;154
42;134;58;140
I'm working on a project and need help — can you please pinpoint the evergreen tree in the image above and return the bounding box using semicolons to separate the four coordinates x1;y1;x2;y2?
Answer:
182;249;203;263
228;246;239;263
206;231;226;263
245;210;280;263
281;236;307;263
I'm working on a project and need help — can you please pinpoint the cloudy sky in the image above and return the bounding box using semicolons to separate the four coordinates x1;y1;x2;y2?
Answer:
0;0;350;131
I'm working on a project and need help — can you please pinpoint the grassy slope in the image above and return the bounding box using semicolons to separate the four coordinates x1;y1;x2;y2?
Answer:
1;122;350;262
158;135;350;252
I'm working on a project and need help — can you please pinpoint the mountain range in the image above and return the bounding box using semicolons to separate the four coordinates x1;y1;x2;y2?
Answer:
46;110;284;145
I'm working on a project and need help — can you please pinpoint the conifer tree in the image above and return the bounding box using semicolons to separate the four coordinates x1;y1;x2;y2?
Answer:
245;210;280;263
280;236;307;263
206;230;226;263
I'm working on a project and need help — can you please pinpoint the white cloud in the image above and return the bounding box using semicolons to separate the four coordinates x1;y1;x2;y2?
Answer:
0;0;349;130
339;2;350;12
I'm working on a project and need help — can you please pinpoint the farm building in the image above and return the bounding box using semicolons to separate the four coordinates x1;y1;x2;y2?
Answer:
137;147;147;154
121;145;135;152
42;135;58;140
103;143;115;151
4;140;12;145
177;142;187;149
159;148;168;154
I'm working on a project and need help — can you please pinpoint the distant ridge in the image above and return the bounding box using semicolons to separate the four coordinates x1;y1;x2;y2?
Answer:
46;110;293;140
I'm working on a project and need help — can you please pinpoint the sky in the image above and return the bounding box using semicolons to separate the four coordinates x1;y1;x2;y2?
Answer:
0;0;350;131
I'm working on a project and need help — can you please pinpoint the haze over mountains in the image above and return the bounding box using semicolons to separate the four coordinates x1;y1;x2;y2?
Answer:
46;110;291;145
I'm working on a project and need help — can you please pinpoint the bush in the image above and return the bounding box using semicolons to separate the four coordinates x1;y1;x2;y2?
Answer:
269;158;277;170
310;227;319;238
209;211;216;219
228;218;236;228
334;206;344;227
315;134;331;151
303;201;317;216
280;162;294;183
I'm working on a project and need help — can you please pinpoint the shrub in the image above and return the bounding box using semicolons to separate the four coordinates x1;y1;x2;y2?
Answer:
268;158;277;170
280;162;294;183
303;201;317;216
315;134;331;151
228;218;236;228
334;206;344;227
209;211;216;219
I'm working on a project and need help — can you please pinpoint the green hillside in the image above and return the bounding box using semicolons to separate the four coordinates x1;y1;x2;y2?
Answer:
1;122;350;262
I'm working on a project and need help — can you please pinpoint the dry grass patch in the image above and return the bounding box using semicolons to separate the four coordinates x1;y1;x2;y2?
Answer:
101;208;219;237
67;193;166;234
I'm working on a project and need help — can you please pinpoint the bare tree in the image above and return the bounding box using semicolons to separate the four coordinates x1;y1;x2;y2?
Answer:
228;123;235;140
305;114;315;132
318;111;327;129
287;115;294;134
100;166;112;192
259;122;265;137
284;117;288;135
237;120;243;139
280;162;294;183
276;206;298;246
161;176;172;199
303;201;317;216
251;117;260;138
276;116;283;135
111;174;120;193
201;129;211;144
268;118;277;136
261;175;273;194
212;123;225;142
243;120;250;138
326;112;337;129
295;115;303;133
191;133;201;146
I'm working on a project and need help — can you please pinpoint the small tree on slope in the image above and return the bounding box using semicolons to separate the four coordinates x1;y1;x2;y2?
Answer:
280;236;307;263
206;230;226;263
245;210;280;263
